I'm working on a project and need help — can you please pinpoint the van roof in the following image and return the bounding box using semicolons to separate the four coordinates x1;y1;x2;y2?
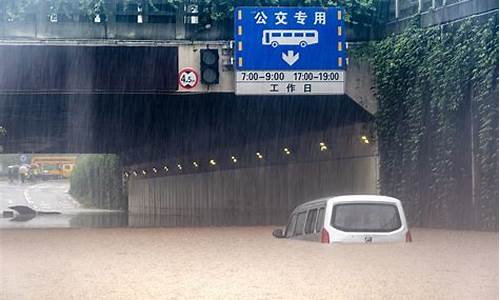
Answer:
293;195;401;212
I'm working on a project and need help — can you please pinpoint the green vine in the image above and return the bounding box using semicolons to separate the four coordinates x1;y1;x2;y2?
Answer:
358;18;499;230
2;0;383;27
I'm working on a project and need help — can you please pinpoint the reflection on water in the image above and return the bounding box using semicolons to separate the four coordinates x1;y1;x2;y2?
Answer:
127;210;287;228
0;211;128;229
10;214;36;222
1;210;285;229
70;212;128;227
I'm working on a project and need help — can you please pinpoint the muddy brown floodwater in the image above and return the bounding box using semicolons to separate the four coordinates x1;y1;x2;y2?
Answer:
0;227;498;299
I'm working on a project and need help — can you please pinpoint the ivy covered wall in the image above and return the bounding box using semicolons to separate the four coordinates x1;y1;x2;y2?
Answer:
362;18;498;230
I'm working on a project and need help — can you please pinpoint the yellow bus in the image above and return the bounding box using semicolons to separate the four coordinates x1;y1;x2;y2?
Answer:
31;156;77;179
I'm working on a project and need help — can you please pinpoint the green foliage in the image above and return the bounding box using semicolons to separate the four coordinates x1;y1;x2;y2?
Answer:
2;0;383;26
361;19;499;230
69;154;126;210
194;0;384;28
2;0;39;21
2;0;106;20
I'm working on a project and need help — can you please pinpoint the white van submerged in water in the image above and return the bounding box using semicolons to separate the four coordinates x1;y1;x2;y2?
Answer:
273;195;412;243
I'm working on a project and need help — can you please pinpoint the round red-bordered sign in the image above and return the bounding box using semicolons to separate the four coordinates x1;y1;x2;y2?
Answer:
178;67;199;89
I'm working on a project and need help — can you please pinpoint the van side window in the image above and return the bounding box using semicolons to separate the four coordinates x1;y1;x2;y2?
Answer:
304;209;317;234
285;214;297;238
316;207;325;233
294;212;307;236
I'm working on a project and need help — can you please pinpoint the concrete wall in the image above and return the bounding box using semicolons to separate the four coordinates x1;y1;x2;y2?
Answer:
128;154;378;228
345;58;377;115
128;122;378;226
387;0;498;33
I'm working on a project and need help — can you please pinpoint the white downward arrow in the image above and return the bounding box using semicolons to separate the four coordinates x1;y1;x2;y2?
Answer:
282;50;299;66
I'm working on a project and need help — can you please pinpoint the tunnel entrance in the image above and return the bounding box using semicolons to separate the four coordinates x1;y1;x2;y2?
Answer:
117;92;376;227
0;91;374;228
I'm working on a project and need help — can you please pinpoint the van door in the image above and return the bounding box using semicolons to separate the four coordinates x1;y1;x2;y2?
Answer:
329;203;405;243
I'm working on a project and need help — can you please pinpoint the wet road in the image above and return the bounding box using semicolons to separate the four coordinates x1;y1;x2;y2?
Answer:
0;180;126;228
0;227;497;299
0;180;79;212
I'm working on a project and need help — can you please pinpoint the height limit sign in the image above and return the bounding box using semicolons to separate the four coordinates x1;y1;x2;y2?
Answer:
234;7;346;95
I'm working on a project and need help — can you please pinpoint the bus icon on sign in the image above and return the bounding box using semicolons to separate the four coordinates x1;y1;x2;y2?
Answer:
262;30;319;48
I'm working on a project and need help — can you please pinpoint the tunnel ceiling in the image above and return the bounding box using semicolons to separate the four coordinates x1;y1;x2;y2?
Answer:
0;45;178;93
0;45;372;163
0;93;372;162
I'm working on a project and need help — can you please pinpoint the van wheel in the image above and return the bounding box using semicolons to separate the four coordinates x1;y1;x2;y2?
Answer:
300;41;307;48
271;41;279;48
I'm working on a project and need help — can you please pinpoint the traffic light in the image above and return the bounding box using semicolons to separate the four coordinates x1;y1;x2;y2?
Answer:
200;49;219;84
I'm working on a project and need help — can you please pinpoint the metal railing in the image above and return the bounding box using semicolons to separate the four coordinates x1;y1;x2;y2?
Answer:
390;0;467;20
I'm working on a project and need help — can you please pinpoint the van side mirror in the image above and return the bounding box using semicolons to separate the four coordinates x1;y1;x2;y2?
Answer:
272;228;285;238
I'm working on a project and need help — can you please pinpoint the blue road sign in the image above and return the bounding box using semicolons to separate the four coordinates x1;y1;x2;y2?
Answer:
234;7;345;71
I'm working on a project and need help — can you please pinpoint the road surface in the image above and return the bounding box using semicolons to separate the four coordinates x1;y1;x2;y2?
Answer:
0;180;80;213
0;227;497;299
0;180;125;228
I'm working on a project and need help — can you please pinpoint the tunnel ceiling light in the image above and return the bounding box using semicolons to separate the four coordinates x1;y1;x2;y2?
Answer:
209;159;217;166
152;167;157;173
133;171;138;176
256;152;263;159
319;142;328;152
361;135;370;144
142;170;147;175
177;164;182;170
163;165;169;172
231;155;238;163
193;161;199;168
283;147;291;155
124;172;129;177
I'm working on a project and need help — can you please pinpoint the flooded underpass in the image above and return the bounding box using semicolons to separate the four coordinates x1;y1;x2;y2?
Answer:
0;227;497;299
0;0;498;298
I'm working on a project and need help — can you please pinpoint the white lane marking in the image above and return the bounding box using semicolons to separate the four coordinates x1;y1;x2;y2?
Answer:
24;189;34;205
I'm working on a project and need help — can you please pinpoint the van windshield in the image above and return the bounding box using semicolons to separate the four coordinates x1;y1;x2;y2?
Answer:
331;203;402;232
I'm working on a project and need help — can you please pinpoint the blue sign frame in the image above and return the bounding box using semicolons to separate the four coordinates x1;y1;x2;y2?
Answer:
234;6;345;71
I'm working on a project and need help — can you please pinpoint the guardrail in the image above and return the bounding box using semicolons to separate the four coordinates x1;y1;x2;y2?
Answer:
390;0;480;20
386;0;498;34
